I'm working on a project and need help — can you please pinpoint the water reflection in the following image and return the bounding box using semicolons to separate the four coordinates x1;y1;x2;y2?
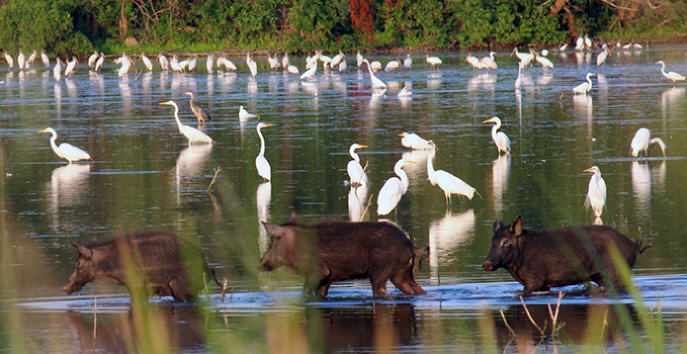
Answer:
49;164;90;230
427;72;442;89
632;161;666;221
348;184;368;222
174;144;212;204
572;94;593;137
491;155;510;214
257;181;272;252
428;209;475;282
401;149;430;183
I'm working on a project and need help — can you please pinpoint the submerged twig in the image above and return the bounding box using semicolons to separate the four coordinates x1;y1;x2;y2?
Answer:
207;167;222;192
500;309;516;336
221;278;228;302
89;296;99;339
520;296;545;335
360;193;374;221
547;291;566;334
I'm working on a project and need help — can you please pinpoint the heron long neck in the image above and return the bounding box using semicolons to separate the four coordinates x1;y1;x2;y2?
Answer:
258;128;266;156
427;150;437;184
49;132;61;157
396;164;409;194
586;75;593;90
491;123;500;142
171;103;184;132
189;94;196;109
350;147;360;163
659;62;667;76
365;61;373;77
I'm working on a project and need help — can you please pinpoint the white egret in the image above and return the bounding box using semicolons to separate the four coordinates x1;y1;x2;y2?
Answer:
427;142;477;205
158;53;169;71
356;51;363;67
300;57;317;80
630;128;666;158
583;166;606;219
347;143;369;187
399;132;431;150
41;50;50;69
267;53;279;69
385;59;401;72
282;52;290;68
370;60;382;72
170;55;182;72
141;53;153;71
159;101;213;145
88;51;99;68
64;56;78;76
480;52;497;69
514;62;522;91
206;54;214;73
4;51;13;69
655;61;686;83
255;123;274;181
53;58;62;80
403;54;412;69
572;72;596;94
239;105;259;121
596;45;609;66
188;57;197;71
287;65;299;75
27;50;37;66
377;159;414;216
512;47;534;67
17;49;25;70
426;55;442;69
482;117;511;155
330;51;344;68
362;59;387;89
94;53;105;72
184;91;211;124
533;50;554;68
465;53;484;69
246;53;257;77
38;127;91;164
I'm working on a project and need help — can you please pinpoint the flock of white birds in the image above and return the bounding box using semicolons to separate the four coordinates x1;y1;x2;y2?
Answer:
15;35;678;222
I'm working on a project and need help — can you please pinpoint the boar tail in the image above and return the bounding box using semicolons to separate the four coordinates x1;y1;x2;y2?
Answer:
414;245;430;272
211;269;222;287
636;240;651;255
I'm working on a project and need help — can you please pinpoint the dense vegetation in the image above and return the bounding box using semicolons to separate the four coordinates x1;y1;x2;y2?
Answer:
0;0;685;56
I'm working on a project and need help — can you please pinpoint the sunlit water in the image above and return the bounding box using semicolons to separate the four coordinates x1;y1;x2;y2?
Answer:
2;45;687;352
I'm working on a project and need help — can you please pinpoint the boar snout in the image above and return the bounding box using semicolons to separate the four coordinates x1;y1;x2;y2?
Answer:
257;262;273;272
482;261;496;272
62;282;84;295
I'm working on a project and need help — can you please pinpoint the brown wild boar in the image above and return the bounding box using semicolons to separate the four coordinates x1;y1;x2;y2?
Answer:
258;213;428;298
63;232;220;302
482;215;649;294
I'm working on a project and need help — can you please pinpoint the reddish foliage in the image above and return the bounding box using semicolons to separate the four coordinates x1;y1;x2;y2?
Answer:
349;0;374;37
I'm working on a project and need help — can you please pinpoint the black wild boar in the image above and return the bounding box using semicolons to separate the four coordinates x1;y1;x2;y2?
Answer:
63;232;220;302
258;213;428;298
482;215;649;294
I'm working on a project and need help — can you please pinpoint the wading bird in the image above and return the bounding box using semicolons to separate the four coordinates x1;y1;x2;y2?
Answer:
426;55;442;70
572;72;596;95
38;127;91;164
377;159;414;216
4;51;13;69
655;60;686;83
64;56;78;76
403;54;412;69
597;45;609;66
159;101;213;145
399;132;431;150
480;52;497;70
630;128;666;158
94;53;105;72
362;59;387;89
141;53;153;71
347;143;369;187
158;53;169;71
17;49;25;70
483;117;511;155
206;54;214;73
514;62;522;91
512;47;534;67
184;91;211;124
88;51;99;68
427;142;477;206
583;166;606;219
239;106;259;121
255;123;274;181
300;57;317;80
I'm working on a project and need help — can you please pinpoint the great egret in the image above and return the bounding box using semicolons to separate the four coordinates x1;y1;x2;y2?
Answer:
38;127;91;164
347;143;369;187
41;50;49;69
17;49;25;70
64;56;78;76
141;53;153;71
533;50;554;68
239;106;259;120
512;47;534;67
483;117;511;155
268;53;279;69
206;54;214;73
583;166;606;218
572;73;596;95
362;59;387;89
385;59;400;72
157;53;169;71
184;91;211;124
300;57;317;80
282;52;290;68
403;54;412;69
514;62;522;91
94;53;105;72
466;53;484;69
377;159;414;216
159;101;213;145
655;61;686;83
597;45;609;66
246;53;257;77
356;51;363;67
4;51;13;69
630;128;666;158
427;142;478;205
399;132;431;150
426;55;442;69
480;52;497;69
256;123;274;181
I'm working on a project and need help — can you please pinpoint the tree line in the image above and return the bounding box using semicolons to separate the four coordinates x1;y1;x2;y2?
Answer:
0;0;684;57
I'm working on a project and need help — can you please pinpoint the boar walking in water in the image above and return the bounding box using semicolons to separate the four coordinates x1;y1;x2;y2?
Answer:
258;213;428;298
483;215;649;294
63;232;220;302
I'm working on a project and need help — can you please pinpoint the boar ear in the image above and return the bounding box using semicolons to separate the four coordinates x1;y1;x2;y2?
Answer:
509;215;524;237
263;222;285;238
493;218;505;232
287;211;299;223
72;243;93;260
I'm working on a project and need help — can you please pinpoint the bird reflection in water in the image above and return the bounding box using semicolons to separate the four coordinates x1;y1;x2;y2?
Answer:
401;149;430;183
572;94;593;137
427;72;442;89
174;144;213;205
257;181;272;253
491;155;510;215
348;184;369;222
49;164;90;230
632;161;666;222
428;209;475;283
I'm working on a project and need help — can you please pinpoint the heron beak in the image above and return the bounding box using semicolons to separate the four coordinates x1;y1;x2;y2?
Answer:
404;160;418;164
583;168;594;173
159;101;170;106
397;133;406;137
263;124;274;128
482;119;495;124
359;145;368;149
37;128;49;134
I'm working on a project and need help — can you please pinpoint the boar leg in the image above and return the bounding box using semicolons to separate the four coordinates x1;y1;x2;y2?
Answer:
303;266;331;297
169;279;194;302
391;268;426;295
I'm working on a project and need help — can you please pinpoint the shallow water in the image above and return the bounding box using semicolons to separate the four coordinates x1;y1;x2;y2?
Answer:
2;45;687;352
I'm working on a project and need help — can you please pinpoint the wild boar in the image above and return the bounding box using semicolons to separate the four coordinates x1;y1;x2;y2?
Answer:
63;232;220;302
258;213;428;298
482;215;649;294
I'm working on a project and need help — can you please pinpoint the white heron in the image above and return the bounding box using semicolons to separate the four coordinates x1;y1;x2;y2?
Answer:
282;52;290;68
184;91;211;124
385;59;401;72
403;54;412;69
300;57;317;80
246;53;257;77
630;128;666;158
41;50;50;69
347;143;369;187
399;132;431;150
426;55;442;69
482;117;511;155
377;159;414;216
17;49;25;70
596;45;609;66
141;53;153;71
88;51;99;68
362;59;387;89
427;142;478;205
655;61;686;83
64;56;78;76
514;62;522;91
206;54;214;73
94;53;105;72
4;51;13;69
356;51;363;67
480;52;497;69
572;72;596;94
239;105;259;120
512;47;534;67
583;166;606;219
159;101;213;145
466;53;484;69
256;123;274;181
38;127;91;164
158;53;169;71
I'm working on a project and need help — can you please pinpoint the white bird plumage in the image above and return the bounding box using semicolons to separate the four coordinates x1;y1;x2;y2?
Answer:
64;56;78;76
347;143;369;187
655;60;686;83
141;53;153;71
17;49;25;70
239;105;259;120
597;45;609;66
583;166;606;218
483;117;511;155
480;52;497;69
426;55;442;69
572;72;596;94
159;101;213;145
630;128;666;158
38;127;91;164
300;57;317;80
399;132;431;150
377;159;414;216
94;53;105;72
88;51;99;68
427;142;477;205
514;62;522;91
40;50;50;69
403;54;412;69
362;59;387;89
255;123;274;181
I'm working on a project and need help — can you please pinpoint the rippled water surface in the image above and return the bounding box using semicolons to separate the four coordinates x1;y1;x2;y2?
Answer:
2;46;687;353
